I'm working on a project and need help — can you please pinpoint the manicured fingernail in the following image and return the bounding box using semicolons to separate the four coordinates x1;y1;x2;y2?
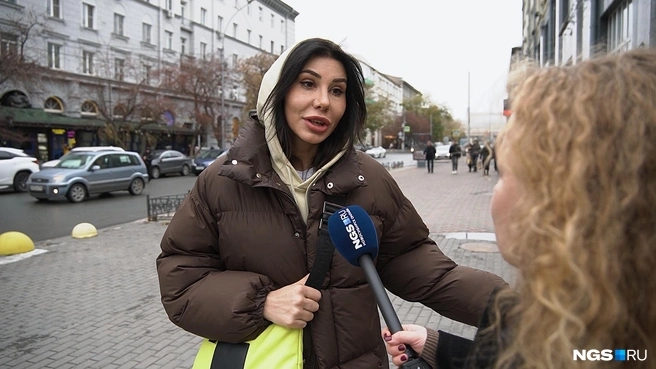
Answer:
384;335;392;341
398;345;406;352
400;355;408;362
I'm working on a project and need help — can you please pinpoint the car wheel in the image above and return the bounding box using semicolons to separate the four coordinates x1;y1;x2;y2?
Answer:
383;153;386;158
66;183;87;203
13;171;30;192
129;178;145;195
151;167;161;179
36;198;49;202
181;165;190;176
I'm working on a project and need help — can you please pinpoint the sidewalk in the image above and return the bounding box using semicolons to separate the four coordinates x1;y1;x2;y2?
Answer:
0;160;514;369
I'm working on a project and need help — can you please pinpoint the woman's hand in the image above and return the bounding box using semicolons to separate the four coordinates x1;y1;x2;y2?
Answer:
381;325;428;366
263;274;322;329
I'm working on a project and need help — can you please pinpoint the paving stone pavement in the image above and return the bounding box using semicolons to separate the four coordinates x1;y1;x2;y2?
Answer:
0;159;515;368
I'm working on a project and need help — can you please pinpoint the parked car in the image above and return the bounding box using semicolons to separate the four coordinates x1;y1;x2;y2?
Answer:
41;146;125;168
436;144;451;160
365;146;387;158
192;148;226;176
0;147;40;192
146;149;192;179
26;151;148;203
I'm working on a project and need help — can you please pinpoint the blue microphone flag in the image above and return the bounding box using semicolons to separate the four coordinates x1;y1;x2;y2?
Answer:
327;205;379;266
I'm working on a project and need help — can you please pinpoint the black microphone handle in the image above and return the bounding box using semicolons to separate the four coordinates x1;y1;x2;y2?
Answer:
358;255;420;359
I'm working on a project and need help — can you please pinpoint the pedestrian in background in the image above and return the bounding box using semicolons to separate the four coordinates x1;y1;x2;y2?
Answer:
142;148;152;182
423;140;436;173
470;139;481;172
449;140;461;174
480;139;491;176
156;38;507;369
381;48;656;369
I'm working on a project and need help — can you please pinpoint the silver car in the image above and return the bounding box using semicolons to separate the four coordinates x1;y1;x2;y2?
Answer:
26;151;148;203
146;149;192;179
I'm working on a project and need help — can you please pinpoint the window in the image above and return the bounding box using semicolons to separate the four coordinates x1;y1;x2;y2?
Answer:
234;0;238;8
114;14;124;36
181;37;186;55
143;64;152;84
115;58;124;81
48;0;61;18
82;3;95;29
233;23;238;37
166;0;173;10
280;19;284;32
165;31;173;49
247;3;251;15
270;14;274;27
201;8;207;26
270;40;274;53
217;16;223;32
0;33;18;57
200;42;207;59
259;7;263;21
560;0;570;27
48;43;61;69
280;45;284;54
81;100;98;116
82;51;94;74
181;1;187;22
258;35;262;49
232;53;238;66
142;23;152;44
44;97;64;112
247;29;251;44
113;104;127;118
607;0;633;53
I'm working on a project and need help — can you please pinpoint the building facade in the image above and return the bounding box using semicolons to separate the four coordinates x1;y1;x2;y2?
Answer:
0;0;297;161
521;0;655;67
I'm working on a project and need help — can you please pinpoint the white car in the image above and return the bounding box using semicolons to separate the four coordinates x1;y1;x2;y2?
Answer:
0;147;40;192
41;146;125;168
436;144;451;160
365;146;387;158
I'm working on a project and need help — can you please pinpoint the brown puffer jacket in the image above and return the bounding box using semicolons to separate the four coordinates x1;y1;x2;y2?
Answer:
156;121;507;369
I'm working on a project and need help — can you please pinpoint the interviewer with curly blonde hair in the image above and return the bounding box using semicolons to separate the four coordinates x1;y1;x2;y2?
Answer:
382;48;656;369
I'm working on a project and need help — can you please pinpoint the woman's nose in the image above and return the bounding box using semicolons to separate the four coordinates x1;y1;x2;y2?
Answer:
313;89;330;110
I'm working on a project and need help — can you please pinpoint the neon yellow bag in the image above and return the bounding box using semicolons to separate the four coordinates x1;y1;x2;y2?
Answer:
192;324;303;369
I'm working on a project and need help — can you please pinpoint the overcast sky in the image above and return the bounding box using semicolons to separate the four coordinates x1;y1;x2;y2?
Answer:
282;0;523;131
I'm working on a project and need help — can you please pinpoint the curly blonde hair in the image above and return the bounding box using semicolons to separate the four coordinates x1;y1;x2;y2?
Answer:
491;49;656;369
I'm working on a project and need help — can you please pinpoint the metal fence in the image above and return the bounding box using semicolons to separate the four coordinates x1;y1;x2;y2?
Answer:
147;193;189;221
381;161;404;170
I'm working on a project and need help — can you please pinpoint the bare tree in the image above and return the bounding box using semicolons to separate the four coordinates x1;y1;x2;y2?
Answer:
158;54;225;146
236;52;277;120
0;8;47;91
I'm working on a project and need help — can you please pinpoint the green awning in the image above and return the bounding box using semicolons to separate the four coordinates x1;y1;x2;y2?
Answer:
0;106;106;128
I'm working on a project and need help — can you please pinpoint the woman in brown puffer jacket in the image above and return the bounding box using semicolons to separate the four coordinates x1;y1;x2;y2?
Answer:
156;38;507;369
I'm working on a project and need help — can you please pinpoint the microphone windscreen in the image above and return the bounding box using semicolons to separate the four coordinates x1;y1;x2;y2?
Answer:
328;205;379;266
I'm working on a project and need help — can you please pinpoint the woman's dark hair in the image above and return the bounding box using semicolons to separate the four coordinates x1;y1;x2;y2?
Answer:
262;38;366;168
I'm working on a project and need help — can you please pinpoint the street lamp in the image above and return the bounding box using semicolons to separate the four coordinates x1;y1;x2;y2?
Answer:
218;0;253;149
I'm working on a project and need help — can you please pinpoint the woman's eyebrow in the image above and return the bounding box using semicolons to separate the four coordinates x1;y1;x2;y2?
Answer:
300;69;347;83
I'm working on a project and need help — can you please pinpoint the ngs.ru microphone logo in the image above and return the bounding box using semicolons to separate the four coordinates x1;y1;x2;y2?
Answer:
573;349;647;361
338;208;366;249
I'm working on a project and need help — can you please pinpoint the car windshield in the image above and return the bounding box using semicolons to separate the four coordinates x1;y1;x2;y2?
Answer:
197;149;223;159
56;153;95;169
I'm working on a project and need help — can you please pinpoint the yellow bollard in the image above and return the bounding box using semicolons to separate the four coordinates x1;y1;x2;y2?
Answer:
71;223;98;239
0;231;35;255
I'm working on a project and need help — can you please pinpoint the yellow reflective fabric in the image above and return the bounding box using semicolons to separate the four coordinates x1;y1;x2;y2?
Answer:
192;325;304;369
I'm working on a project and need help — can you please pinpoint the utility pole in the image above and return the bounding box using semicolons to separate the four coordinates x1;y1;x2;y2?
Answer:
467;71;471;141
219;0;253;150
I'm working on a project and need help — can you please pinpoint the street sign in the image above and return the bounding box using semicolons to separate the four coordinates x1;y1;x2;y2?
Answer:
452;130;461;139
403;126;411;132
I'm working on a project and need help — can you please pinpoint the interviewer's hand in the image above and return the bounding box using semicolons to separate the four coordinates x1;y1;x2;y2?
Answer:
263;274;322;329
381;324;427;366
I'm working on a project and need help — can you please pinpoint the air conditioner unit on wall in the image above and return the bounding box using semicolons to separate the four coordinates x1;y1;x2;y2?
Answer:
166;9;173;18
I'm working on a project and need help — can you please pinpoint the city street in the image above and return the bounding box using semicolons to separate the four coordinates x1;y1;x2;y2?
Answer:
0;158;512;369
0;152;415;242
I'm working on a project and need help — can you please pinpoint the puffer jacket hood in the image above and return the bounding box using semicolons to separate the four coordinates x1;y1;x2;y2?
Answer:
255;39;345;222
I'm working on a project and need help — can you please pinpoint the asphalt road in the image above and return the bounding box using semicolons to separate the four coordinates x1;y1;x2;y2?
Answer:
0;152;416;242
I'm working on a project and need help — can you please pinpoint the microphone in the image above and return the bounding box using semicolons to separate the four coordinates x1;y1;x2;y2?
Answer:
328;206;431;368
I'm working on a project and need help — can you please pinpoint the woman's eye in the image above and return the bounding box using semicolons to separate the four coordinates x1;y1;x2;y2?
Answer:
300;81;314;88
331;88;344;96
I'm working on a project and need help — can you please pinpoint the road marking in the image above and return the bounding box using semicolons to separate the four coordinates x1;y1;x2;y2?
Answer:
0;249;48;265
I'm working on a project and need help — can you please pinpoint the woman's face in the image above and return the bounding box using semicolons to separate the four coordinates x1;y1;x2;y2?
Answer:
491;145;521;265
284;56;347;151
